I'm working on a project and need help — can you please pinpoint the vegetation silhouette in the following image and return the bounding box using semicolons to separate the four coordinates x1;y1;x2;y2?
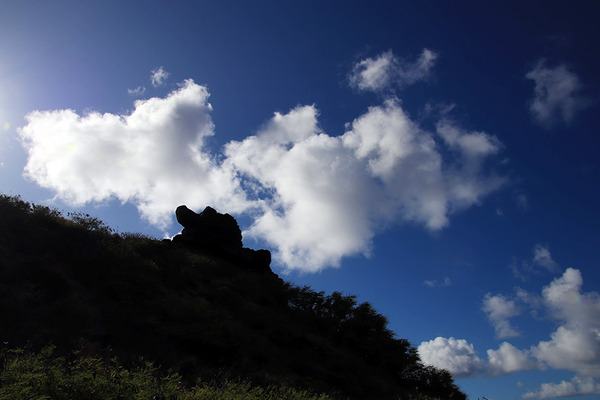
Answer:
0;194;465;400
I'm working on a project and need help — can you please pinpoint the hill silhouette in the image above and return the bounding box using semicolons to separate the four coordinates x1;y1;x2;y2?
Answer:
0;194;465;400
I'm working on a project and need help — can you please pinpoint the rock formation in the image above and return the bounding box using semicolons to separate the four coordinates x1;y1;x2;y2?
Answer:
174;205;242;251
172;205;272;274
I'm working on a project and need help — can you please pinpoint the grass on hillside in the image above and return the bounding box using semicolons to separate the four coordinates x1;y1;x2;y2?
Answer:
0;345;333;400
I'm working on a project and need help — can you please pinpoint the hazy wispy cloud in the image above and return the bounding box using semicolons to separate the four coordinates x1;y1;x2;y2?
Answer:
19;56;505;272
349;49;437;93
349;51;396;92
424;277;452;287
526;60;587;128
532;244;559;273
512;244;560;280
151;66;170;87
419;268;600;398
515;193;529;212
127;86;146;96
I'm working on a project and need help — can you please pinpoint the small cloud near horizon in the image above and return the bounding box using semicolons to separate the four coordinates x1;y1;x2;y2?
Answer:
419;268;600;398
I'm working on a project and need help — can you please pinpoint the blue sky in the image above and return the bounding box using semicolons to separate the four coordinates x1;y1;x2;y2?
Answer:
1;1;600;399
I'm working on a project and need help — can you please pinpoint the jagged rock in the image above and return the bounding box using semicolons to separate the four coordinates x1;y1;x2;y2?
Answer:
172;205;272;274
174;205;242;251
239;248;272;274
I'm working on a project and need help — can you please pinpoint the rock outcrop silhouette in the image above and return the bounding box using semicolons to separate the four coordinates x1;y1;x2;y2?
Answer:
172;205;272;274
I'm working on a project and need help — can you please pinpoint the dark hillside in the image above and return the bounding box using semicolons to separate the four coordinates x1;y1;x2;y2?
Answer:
0;195;465;400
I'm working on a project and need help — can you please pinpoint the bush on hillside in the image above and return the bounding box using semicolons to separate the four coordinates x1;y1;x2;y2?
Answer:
0;194;465;400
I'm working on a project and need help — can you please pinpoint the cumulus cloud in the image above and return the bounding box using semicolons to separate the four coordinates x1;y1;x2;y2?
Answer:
342;99;449;230
19;79;247;229
418;337;484;378
526;60;587;128
421;268;600;398
225;96;504;270
510;268;600;385
151;66;170;87
418;337;536;379
19;75;504;271
349;49;437;92
482;293;522;339
487;342;536;375
531;268;600;378
224;105;378;270
523;376;600;399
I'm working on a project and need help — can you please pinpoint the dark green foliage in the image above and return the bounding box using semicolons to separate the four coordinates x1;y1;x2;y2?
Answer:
0;194;465;400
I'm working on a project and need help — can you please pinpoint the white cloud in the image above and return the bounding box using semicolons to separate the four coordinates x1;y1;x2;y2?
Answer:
342;99;449;230
225;98;503;270
224;105;378;270
422;268;600;398
526;60;587;128
436;120;502;159
533;244;560;273
418;337;484;378
482;293;521;339
151;66;170;87
487;342;536;375
19;79;247;229
522;376;600;399
531;268;600;378
349;51;397;92
419;337;536;379
19;76;505;272
349;49;437;92
490;268;600;381
127;86;146;96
